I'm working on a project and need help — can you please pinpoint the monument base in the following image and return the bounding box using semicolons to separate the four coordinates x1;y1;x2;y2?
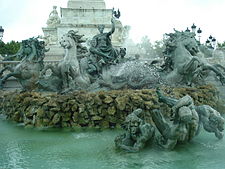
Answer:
44;45;64;61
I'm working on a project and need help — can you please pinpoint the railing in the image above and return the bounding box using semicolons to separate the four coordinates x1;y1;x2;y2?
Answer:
0;60;60;68
0;61;19;70
0;60;60;77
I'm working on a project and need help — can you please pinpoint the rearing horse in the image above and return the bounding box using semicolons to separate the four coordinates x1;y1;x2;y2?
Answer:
0;37;46;90
164;30;225;86
39;30;90;91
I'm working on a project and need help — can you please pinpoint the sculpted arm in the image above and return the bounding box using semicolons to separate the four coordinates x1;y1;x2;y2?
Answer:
132;123;155;152
172;95;193;113
108;18;115;36
115;133;140;153
119;144;141;153
196;105;224;139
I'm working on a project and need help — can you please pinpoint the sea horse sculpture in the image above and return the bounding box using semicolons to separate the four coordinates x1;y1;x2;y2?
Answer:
0;37;48;90
38;30;90;92
162;29;225;86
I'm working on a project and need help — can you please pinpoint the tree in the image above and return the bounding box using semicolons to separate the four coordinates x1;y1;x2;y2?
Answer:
0;40;20;56
153;40;165;58
217;41;225;48
137;36;155;58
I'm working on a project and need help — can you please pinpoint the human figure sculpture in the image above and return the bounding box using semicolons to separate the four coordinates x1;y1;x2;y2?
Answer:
115;48;127;63
115;109;155;152
195;105;224;139
47;6;61;27
152;95;199;150
89;18;119;67
155;88;224;150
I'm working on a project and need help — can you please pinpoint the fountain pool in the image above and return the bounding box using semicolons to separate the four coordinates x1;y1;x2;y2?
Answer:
0;117;225;169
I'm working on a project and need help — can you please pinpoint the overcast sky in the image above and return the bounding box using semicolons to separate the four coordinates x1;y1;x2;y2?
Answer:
1;0;225;43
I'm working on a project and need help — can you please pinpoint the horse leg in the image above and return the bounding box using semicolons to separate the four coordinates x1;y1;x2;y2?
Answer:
0;67;8;77
40;64;51;76
0;65;14;77
213;64;225;72
183;57;200;73
0;72;18;89
202;64;225;85
70;67;90;88
182;57;201;85
61;71;69;89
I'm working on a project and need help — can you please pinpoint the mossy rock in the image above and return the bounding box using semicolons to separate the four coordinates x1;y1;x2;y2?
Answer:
0;85;221;129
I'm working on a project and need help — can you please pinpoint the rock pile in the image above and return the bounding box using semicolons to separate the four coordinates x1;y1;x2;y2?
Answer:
0;85;220;129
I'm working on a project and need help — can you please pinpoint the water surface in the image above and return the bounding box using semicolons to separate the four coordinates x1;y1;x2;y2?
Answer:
0;118;225;169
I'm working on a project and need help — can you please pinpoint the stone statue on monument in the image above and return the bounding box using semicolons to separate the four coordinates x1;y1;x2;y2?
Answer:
47;6;61;28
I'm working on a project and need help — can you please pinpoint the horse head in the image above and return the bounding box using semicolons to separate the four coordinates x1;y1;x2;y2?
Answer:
165;30;199;56
181;32;199;56
60;30;86;49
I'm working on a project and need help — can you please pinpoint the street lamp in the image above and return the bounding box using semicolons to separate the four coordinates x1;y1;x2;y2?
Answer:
207;35;216;49
0;26;4;40
197;28;202;42
185;27;190;32
212;37;216;49
205;39;213;49
191;23;197;33
205;39;210;46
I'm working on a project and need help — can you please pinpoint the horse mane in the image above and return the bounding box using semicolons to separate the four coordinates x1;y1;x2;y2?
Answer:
163;30;196;54
162;30;196;71
67;30;88;54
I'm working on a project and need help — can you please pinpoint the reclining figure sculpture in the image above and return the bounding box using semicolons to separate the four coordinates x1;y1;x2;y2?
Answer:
154;89;224;149
115;91;224;151
152;94;200;150
115;109;155;152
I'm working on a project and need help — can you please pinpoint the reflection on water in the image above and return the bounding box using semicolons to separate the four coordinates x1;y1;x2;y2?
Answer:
0;118;225;169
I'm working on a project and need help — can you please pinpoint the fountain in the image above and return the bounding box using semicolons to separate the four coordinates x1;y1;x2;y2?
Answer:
0;0;225;168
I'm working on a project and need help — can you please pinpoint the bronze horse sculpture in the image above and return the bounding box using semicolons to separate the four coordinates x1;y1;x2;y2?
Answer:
0;37;48;90
162;29;225;86
38;30;90;92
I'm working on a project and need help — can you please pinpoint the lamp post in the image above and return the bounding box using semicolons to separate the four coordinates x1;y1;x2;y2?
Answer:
185;27;190;32
205;39;210;46
212;37;216;49
191;23;197;33
197;28;202;42
209;35;213;40
207;35;216;49
189;24;202;44
0;26;4;41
